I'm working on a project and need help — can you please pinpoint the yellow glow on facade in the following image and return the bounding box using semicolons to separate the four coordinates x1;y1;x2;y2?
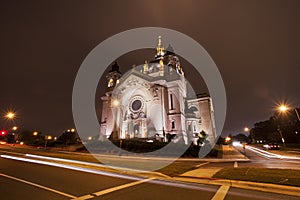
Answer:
112;99;120;107
108;78;114;87
156;36;165;57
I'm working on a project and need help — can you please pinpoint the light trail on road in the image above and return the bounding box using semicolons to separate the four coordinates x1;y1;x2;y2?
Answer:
246;146;300;160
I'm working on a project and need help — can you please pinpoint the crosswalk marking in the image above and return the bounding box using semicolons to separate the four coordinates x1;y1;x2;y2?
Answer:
0;173;77;199
211;185;230;200
93;178;154;196
234;161;238;168
72;178;154;200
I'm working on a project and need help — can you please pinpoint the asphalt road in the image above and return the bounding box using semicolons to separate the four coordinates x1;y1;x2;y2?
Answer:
198;146;300;169
0;156;299;200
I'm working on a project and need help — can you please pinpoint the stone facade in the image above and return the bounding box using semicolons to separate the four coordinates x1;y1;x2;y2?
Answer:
100;37;216;145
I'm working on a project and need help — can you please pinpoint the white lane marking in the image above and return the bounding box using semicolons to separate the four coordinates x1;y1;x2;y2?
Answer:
25;154;165;176
71;194;95;200
196;162;210;167
211;185;230;200
93;178;154;196
0;173;77;199
0;154;141;181
234;161;238;168
25;153;103;166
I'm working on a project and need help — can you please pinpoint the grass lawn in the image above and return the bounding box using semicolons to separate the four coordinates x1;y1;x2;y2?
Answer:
156;161;201;177
213;167;300;187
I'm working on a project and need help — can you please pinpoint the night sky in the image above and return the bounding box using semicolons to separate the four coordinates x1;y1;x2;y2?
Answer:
0;1;299;137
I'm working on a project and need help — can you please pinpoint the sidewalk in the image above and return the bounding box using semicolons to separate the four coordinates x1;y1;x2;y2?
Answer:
181;145;249;178
222;145;248;160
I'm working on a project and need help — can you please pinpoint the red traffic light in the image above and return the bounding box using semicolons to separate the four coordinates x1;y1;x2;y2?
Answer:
1;130;7;136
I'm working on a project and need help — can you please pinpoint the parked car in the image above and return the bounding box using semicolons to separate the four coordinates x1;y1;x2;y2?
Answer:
263;143;280;150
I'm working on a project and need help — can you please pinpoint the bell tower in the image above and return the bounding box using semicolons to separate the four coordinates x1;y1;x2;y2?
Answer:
106;62;122;91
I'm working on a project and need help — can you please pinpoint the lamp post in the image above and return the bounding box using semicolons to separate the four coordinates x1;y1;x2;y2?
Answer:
276;104;295;147
111;98;122;140
44;135;52;148
11;126;18;144
277;105;288;147
4;112;17;144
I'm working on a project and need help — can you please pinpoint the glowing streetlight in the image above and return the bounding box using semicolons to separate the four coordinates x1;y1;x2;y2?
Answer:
225;136;231;143
5;112;15;119
71;128;75;132
44;135;52;148
33;131;38;136
278;104;288;112
12;126;18;131
278;104;300;122
244;127;249;132
88;136;92;140
276;104;289;147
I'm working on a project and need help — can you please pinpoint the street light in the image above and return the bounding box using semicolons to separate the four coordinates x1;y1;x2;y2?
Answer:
111;98;122;139
44;135;52;148
225;136;231;143
5;112;15;119
277;104;300;121
276;104;293;147
279;105;288;112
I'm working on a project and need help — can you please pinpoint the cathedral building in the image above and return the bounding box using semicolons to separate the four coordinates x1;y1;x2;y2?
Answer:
100;37;216;145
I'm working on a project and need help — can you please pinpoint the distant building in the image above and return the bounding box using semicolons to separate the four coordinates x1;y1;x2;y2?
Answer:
100;37;216;145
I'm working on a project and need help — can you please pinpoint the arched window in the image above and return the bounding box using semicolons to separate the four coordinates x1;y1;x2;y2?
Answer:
171;121;175;129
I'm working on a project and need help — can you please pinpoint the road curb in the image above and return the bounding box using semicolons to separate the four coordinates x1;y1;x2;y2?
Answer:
174;176;300;197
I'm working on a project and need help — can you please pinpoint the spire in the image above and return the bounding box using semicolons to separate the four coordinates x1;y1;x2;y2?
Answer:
155;36;165;59
143;60;148;74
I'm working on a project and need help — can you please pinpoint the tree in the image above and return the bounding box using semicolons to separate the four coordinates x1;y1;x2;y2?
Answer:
19;130;44;146
57;131;78;145
234;133;249;143
197;130;207;146
250;108;300;144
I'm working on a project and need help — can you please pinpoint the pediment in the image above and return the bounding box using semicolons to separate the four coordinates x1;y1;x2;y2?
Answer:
114;70;153;92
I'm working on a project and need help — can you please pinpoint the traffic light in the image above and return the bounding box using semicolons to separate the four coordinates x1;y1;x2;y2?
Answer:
1;130;7;136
